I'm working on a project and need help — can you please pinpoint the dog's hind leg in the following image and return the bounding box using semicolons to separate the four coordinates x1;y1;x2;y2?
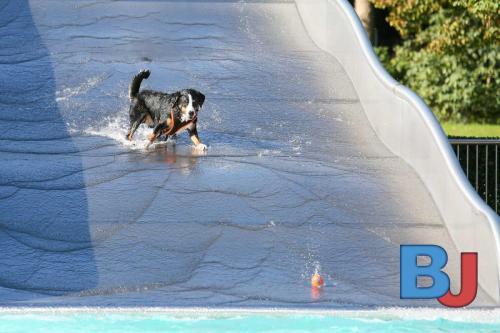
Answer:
127;113;146;140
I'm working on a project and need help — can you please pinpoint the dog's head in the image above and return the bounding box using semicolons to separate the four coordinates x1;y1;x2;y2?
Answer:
172;89;205;123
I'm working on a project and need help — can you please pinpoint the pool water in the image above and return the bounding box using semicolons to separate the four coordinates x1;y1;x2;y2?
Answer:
1;309;499;333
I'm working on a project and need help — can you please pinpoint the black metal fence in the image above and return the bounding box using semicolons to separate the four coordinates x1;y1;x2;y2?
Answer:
449;139;499;214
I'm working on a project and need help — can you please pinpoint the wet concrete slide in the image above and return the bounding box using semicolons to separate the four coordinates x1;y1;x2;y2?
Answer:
0;0;498;307
295;0;500;305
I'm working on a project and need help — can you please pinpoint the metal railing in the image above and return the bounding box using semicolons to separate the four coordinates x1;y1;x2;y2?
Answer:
449;139;500;214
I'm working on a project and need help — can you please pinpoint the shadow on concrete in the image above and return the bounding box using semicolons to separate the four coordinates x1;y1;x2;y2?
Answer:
0;0;97;301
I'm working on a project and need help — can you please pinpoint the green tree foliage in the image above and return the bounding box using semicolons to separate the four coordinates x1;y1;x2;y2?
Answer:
371;0;499;122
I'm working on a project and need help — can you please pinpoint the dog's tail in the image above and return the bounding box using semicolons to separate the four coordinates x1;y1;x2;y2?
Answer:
129;69;151;100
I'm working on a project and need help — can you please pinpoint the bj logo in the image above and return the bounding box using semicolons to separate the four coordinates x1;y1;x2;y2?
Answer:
400;245;478;307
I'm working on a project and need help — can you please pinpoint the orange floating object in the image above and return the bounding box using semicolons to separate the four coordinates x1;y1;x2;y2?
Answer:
311;273;324;288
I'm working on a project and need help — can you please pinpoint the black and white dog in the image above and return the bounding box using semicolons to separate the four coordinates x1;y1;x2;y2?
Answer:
126;69;206;150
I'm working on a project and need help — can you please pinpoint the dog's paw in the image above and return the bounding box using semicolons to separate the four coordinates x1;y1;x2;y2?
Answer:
194;143;207;151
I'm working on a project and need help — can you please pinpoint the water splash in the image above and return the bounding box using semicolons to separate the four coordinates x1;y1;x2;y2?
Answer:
82;113;152;149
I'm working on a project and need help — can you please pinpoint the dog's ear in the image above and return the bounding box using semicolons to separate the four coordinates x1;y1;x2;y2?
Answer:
197;92;205;106
190;90;205;107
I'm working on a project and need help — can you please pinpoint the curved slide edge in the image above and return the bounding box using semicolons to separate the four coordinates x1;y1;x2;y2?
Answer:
294;0;500;303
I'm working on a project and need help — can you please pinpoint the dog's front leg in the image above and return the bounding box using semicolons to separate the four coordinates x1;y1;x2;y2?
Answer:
188;127;206;151
147;122;168;148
